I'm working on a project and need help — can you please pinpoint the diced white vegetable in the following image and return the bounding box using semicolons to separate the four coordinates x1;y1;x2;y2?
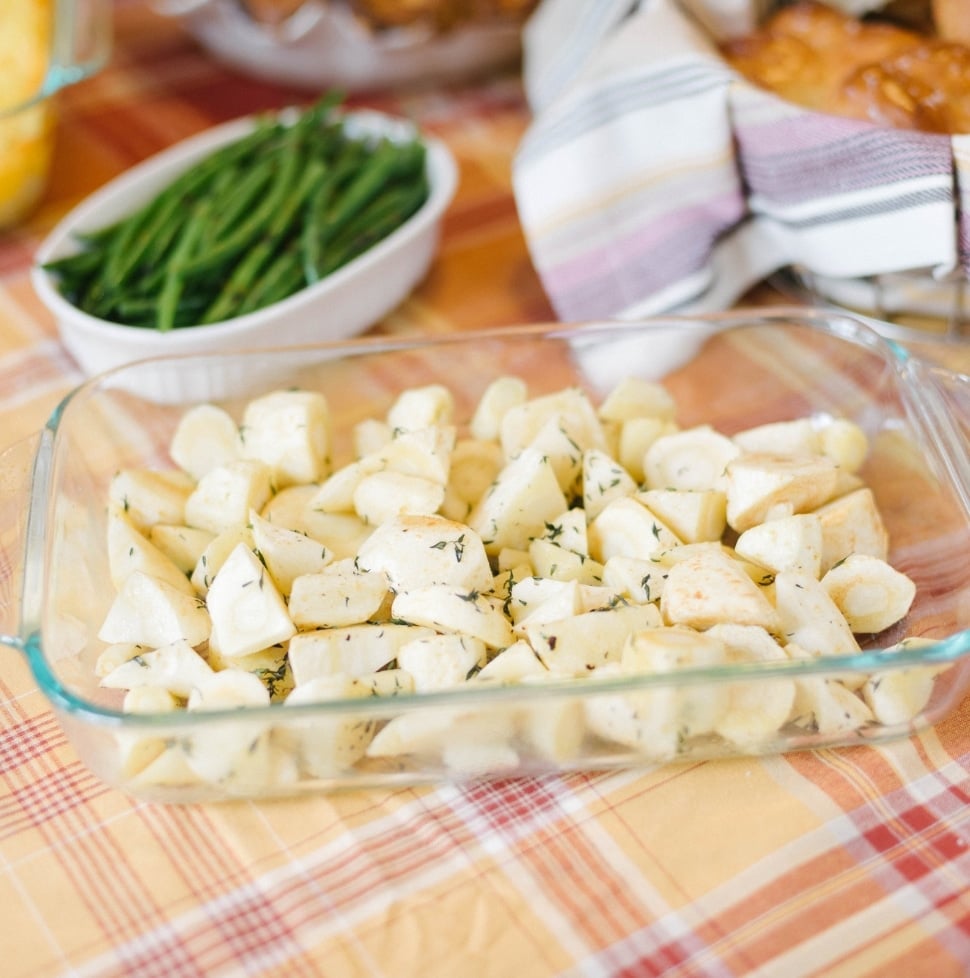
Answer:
386;384;454;431
288;560;389;628
468;447;568;555
814;488;890;573
122;685;179;713
356;513;494;593
470;375;528;441
598;376;676;422
519;699;585;763
602;555;667;604
107;509;194;595
861;641;941;725
724;452;840;533
149;524;216;575
98;571;211;648
643;425;740;492
477;640;548;683
205;543;296;659
499;387;607;466
588;496;682;563
95;641;148;678
618;417;677;483
820;554;916;634
441;438;505;523
353;470;445;524
660;547;779;632
185;459;273;535
287;623;435;684
190;524;254;594
309;459;376;514
374;425;455;485
239;389;330;487
773;572;860;660
508;576;581;626
819;418;868;472
734;513;824;578
353;417;392;458
100;638;213;698
169;403;241;481
528;539;605;584
732;418;821;457
109;468;195;532
397;633;488;691
582;448;637;520
790;676;873;734
248;508;332;596
392;586;514;649
637;488;727;544
207;643;293;702
525;602;662;675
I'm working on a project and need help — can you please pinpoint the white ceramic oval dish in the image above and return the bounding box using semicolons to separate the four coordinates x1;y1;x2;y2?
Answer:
32;108;459;376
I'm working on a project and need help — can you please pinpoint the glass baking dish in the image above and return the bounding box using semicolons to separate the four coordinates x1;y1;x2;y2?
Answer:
4;309;970;803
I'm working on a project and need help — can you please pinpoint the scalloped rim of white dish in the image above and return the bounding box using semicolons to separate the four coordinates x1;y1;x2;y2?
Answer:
32;107;458;371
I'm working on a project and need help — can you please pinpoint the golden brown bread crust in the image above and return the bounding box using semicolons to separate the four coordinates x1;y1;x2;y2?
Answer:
723;0;970;133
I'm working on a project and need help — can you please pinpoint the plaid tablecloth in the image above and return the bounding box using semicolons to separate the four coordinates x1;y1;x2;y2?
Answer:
2;4;970;977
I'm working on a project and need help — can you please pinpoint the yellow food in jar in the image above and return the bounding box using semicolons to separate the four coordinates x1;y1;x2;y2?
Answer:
0;0;54;228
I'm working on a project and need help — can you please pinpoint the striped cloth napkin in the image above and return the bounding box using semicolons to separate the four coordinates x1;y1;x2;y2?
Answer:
512;0;970;321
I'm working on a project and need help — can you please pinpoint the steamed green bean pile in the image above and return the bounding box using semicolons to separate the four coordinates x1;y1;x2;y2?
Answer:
43;95;431;331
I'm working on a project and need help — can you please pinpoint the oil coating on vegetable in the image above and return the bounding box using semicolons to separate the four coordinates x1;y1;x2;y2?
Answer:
42;93;431;331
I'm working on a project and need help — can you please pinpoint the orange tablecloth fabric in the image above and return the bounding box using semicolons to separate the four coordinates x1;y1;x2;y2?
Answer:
2;4;970;977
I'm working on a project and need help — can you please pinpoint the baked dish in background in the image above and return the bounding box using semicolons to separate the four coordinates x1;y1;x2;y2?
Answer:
723;0;970;133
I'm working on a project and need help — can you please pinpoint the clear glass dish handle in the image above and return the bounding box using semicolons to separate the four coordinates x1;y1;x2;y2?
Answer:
44;0;114;100
0;432;47;651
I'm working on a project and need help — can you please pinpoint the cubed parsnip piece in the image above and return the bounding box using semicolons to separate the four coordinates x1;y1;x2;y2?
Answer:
190;524;254;594
284;676;383;777
149;524;216;576
207;643;293;702
470;375;528;441
819;418;869;472
353;470;445;524
387;383;454;431
525;602;662;675
790;675;873;734
705;623;796;748
123;686;180;714
239;389;330;487
773;572;860;659
392;586;514;649
248;509;332;596
734;513;824;578
598;376;676;422
618;417;678;483
862;640;941;724
356;513;494;593
528;539;605;585
288;559;389;628
733;418;821;457
107;510;194;595
109;468;195;532
441;438;505;523
98;571;211;648
397;633;488;691
185;459;274;535
508;576;582;626
310;459;376;514
637;488;727;544
820;554;916;634
184;670;275;786
468;447;569;555
95;642;149;678
643;425;740;492
602;555;668;604
660;547;780;632
205;543;296;659
287;623;435;684
520;699;586;763
582;448;638;520
100;638;213;698
499;387;607;465
620;626;730;737
263;484;372;559
374;425;455;485
477;640;548;683
539;507;589;553
588;496;682;563
353;417;392;458
724;452;841;533
814;487;890;573
169;403;241;481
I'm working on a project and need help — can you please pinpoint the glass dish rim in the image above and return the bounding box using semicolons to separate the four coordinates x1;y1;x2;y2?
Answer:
16;306;970;729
